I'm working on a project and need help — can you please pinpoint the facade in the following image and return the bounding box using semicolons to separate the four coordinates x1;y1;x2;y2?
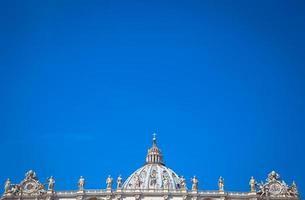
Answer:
1;136;300;200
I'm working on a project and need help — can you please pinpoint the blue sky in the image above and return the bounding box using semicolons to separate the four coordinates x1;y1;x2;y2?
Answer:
0;0;305;196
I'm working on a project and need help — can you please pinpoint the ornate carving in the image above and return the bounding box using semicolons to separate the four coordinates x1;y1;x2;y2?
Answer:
163;195;169;200
134;194;141;200
3;170;46;196
149;169;157;188
25;170;37;180
10;184;21;195
21;170;45;195
134;173;142;189
258;171;298;197
289;181;298;197
162;176;169;190
179;176;186;190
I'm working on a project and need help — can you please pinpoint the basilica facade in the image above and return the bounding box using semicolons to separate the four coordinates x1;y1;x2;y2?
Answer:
1;136;300;200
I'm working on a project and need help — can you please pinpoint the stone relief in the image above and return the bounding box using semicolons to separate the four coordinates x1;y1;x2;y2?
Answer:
162;170;170;189
3;170;46;196
257;171;299;197
149;168;157;188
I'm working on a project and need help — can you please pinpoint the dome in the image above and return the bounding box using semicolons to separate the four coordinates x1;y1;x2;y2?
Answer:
123;134;181;190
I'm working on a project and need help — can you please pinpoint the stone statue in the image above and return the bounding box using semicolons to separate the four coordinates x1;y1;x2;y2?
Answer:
163;176;169;190
258;181;267;196
289;181;298;196
117;175;123;189
191;176;198;191
150;170;157;187
267;171;279;181
106;175;113;190
249;176;256;192
48;176;55;191
25;170;37;180
4;178;11;194
180;176;186;189
134;174;141;188
78;176;85;191
218;176;224;191
11;185;20;195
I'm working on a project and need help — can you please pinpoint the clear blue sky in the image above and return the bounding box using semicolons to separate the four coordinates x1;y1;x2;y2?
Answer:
0;0;305;196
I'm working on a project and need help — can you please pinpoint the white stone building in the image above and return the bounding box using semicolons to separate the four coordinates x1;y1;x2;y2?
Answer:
1;136;300;200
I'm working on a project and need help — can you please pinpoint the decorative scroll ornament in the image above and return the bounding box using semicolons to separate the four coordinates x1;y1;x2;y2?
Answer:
4;170;46;196
21;170;46;195
258;171;299;197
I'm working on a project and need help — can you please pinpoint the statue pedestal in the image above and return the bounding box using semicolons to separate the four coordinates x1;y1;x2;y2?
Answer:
219;190;225;194
77;190;85;194
76;192;85;200
47;190;55;194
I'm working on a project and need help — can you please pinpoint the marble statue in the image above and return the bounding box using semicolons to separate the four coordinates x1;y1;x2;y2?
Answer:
249;176;256;192
163;177;169;190
48;176;55;191
106;175;113;190
78;176;85;191
218;176;224;191
267;171;279;181
191;176;198;191
116;175;122;189
25;170;36;180
4;178;11;194
179;176;186;189
149;170;157;187
134;174;141;188
289;181;298;196
11;185;20;195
